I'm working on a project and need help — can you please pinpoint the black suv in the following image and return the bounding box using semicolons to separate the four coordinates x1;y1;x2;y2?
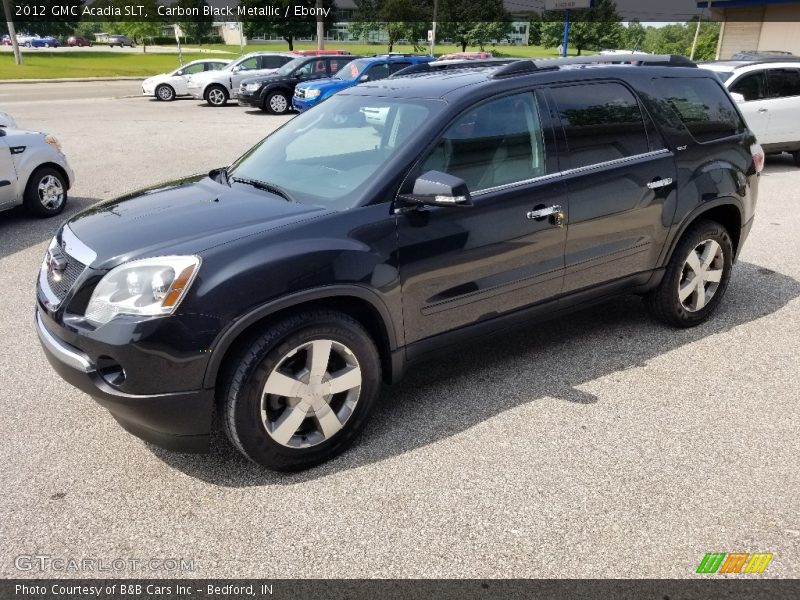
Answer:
36;55;761;470
238;55;361;114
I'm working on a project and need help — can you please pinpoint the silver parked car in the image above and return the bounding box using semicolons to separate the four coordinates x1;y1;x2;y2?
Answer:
0;123;74;217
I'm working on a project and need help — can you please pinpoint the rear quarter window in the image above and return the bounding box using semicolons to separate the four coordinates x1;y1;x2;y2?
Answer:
653;77;745;143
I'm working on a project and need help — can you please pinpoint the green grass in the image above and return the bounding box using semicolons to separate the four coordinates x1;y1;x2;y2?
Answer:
0;42;578;80
0;51;226;79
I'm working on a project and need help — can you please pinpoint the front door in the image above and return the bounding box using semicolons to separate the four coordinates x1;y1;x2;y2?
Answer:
0;138;18;207
729;70;772;143
397;90;568;345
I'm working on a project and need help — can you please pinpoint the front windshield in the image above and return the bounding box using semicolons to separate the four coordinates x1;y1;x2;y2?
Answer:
276;57;306;76
228;95;442;209
334;59;369;81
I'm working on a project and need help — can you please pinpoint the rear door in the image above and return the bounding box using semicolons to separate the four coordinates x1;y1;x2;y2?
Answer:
547;80;677;293
729;70;771;142
764;67;800;146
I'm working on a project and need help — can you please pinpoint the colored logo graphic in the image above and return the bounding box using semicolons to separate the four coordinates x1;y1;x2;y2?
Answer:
696;552;773;574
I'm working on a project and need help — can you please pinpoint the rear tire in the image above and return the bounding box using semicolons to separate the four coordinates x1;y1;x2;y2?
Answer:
645;219;733;328
221;311;381;471
792;151;800;167
24;167;67;218
205;85;228;107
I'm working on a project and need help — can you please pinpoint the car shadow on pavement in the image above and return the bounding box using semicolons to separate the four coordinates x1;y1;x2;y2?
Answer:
0;196;99;259
148;260;800;486
762;153;798;175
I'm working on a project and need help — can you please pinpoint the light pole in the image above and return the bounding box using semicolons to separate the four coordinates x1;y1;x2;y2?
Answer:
1;0;23;65
429;0;438;57
316;0;324;50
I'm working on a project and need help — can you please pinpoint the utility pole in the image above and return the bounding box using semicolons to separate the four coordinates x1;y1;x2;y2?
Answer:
429;0;438;57
1;0;23;65
316;0;324;50
561;9;570;57
690;18;702;60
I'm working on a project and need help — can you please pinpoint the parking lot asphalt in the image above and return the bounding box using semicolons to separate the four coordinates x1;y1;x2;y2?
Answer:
1;82;798;579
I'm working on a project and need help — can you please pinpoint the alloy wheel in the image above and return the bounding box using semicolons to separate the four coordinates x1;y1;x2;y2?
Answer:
37;175;65;210
260;339;362;448
269;94;288;113
207;88;226;106
678;239;724;312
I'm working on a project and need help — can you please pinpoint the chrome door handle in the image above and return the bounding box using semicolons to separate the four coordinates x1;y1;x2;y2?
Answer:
527;204;561;219
527;204;565;227
647;177;673;190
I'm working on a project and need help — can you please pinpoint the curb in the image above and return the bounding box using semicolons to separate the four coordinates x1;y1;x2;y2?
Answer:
0;76;145;84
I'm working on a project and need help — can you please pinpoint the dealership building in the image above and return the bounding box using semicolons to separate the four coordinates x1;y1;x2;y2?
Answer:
698;0;800;58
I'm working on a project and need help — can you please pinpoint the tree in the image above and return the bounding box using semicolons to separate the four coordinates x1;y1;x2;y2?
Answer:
437;0;511;52
176;0;213;44
528;12;542;47
241;0;336;50
624;19;646;51
350;0;431;52
540;0;624;55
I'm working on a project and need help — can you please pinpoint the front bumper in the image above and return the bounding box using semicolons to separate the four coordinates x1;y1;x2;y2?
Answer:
35;309;214;453
292;97;316;112
238;89;262;107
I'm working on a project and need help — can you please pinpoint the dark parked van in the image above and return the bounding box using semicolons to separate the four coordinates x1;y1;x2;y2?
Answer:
36;55;761;470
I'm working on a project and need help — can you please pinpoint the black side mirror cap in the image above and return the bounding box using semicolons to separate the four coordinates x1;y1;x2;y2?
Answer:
399;170;473;208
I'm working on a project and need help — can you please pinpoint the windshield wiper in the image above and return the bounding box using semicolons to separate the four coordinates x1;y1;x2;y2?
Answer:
230;177;295;202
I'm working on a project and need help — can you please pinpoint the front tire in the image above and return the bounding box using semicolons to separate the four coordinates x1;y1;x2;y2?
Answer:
155;84;175;102
792;151;800;167
265;90;290;114
24;167;67;218
205;85;228;107
221;311;381;471
646;219;733;328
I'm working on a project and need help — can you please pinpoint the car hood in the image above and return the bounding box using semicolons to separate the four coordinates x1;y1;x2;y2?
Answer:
241;73;292;86
67;175;329;270
298;78;351;92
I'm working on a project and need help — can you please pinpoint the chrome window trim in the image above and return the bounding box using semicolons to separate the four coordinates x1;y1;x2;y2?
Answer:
471;148;671;197
61;224;96;266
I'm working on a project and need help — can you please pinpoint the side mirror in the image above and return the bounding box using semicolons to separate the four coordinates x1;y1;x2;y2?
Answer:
231;66;240;73
730;92;746;104
358;74;369;82
399;171;473;208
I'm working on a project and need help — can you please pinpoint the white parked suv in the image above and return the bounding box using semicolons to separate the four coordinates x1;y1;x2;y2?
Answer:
0;123;74;218
186;52;296;106
701;58;800;164
142;58;230;101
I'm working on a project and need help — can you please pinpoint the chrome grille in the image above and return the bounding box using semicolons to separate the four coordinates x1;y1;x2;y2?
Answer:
294;88;306;99
46;251;86;301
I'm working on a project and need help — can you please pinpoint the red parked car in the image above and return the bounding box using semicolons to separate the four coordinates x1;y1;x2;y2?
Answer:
67;36;92;47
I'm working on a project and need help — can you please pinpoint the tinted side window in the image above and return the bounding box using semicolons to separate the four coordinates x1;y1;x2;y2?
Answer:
180;63;205;76
767;68;800;98
328;57;351;74
237;57;259;71
550;82;650;169
420;92;546;192
389;62;411;74
366;63;391;81
261;55;290;69
653;77;745;142
730;71;767;101
206;62;227;71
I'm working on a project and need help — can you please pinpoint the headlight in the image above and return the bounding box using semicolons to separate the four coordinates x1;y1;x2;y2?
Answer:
45;134;61;150
85;256;201;325
305;89;321;98
245;83;261;92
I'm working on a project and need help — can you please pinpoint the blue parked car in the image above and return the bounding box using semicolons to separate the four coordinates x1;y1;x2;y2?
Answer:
28;36;61;48
292;54;435;111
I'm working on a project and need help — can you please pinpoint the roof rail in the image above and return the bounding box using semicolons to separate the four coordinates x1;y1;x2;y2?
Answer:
490;53;696;78
391;58;517;78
